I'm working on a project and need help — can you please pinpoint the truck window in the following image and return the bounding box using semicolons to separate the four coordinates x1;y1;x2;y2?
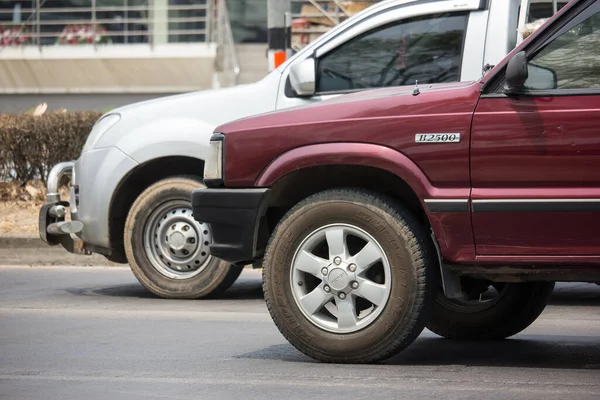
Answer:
525;7;600;91
315;12;468;93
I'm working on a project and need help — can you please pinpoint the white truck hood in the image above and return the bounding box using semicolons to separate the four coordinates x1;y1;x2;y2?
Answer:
93;71;281;150
116;72;281;126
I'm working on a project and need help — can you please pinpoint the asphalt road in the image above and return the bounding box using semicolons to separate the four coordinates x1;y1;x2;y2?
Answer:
1;265;599;400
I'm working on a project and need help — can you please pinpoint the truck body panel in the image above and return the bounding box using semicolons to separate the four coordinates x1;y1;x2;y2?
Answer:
221;81;480;189
192;0;600;271
471;93;600;257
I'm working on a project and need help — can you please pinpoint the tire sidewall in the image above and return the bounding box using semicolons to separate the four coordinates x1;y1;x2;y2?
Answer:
266;198;421;358
125;178;235;298
429;281;555;339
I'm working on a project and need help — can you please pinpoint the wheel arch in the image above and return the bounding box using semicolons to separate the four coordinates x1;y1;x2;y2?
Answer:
255;143;474;264
108;156;205;259
259;164;430;252
256;142;438;198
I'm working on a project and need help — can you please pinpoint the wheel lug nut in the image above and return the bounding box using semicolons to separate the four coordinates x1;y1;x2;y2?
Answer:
348;264;357;272
323;285;331;293
182;249;189;255
187;238;196;244
333;257;342;265
183;225;189;232
351;281;359;289
321;267;328;276
338;292;346;300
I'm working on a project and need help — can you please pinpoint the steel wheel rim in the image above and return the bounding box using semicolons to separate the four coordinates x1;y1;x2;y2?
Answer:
290;223;392;334
143;200;213;280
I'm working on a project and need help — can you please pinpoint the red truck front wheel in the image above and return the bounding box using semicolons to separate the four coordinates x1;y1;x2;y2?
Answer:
262;188;436;363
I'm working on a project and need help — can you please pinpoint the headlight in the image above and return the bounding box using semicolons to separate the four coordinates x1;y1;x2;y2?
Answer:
82;113;121;153
204;133;224;184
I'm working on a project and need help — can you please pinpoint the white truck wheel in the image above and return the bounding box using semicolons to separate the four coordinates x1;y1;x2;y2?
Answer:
124;177;243;299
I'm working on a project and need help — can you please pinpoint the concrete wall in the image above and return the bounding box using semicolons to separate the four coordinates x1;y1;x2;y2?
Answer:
237;43;269;84
0;42;268;113
0;44;216;97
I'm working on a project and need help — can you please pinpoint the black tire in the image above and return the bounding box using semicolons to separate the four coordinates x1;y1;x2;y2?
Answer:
124;176;243;299
427;281;555;340
262;188;436;363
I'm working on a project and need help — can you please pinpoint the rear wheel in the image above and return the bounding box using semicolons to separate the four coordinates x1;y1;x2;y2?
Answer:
124;177;243;299
263;189;436;363
427;279;555;340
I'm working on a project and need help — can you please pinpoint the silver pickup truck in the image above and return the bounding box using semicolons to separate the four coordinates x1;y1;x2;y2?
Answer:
38;0;561;299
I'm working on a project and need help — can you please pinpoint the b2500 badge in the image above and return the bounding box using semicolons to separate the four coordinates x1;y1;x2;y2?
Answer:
415;133;460;143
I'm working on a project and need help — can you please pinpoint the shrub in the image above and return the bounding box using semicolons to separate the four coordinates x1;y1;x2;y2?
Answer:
0;107;101;186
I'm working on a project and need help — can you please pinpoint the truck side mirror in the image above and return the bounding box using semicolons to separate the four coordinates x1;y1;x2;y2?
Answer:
289;58;316;97
504;51;528;95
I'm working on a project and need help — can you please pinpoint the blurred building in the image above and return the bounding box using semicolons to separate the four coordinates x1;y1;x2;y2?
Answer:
0;0;269;112
227;0;267;43
0;0;568;113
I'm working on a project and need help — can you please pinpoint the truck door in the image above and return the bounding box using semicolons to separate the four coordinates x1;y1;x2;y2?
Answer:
276;0;488;110
471;1;600;257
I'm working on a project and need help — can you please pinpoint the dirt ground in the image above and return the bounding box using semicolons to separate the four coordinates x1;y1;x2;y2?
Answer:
0;201;41;237
0;181;69;237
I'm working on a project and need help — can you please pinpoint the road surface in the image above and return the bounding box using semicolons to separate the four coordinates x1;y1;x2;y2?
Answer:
1;265;599;399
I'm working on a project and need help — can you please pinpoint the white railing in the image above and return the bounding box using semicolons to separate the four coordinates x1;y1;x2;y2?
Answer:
0;0;241;87
0;0;211;48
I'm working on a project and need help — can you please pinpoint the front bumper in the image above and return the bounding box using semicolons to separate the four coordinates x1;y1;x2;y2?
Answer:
39;161;90;255
191;188;270;265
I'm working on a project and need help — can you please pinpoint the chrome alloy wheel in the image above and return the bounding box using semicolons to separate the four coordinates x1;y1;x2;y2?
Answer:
143;201;213;279
290;223;392;333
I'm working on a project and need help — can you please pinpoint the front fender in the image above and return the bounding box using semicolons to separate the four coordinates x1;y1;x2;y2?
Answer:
72;146;138;249
256;142;467;199
98;117;215;165
255;142;475;263
79;118;214;250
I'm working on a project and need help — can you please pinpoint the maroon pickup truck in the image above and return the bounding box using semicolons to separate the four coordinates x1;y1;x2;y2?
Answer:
192;0;600;364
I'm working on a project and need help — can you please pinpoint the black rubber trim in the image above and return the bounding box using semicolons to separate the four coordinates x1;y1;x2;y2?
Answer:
191;188;270;265
472;200;600;213
482;88;600;98
210;133;224;142
204;179;224;188
425;200;469;213
284;75;294;97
